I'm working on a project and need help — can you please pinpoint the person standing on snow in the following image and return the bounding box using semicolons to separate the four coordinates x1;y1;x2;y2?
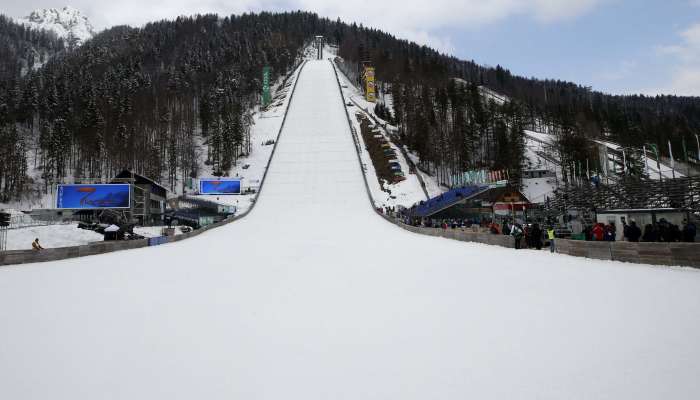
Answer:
604;223;616;241
592;223;604;241
547;227;556;253
531;223;543;250
511;223;524;249
682;220;697;242
623;220;642;242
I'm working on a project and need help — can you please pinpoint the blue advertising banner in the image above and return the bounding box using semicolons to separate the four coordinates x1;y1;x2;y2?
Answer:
56;184;131;209
199;178;242;195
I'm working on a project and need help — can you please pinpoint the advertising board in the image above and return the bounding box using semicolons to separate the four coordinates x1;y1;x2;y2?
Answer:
199;178;242;195
56;184;131;209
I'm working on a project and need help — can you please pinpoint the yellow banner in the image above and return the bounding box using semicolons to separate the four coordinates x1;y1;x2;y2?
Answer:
365;67;376;102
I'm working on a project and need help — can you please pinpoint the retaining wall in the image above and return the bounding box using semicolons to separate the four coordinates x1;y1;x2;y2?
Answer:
0;213;240;266
556;239;700;268
385;217;700;268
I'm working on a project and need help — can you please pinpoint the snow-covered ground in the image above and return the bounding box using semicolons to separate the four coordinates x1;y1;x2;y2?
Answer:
0;192;56;213
405;150;448;198
334;59;433;209
5;224;185;250
1;60;700;400
593;139;684;180
5;223;102;250
523;130;683;181
521;176;558;203
132;226;187;238
188;62;306;215
522;131;560;203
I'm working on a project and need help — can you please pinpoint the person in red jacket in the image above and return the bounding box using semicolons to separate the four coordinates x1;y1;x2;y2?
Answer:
592;223;605;241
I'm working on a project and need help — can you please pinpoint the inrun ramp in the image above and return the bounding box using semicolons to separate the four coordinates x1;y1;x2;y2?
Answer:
1;60;700;400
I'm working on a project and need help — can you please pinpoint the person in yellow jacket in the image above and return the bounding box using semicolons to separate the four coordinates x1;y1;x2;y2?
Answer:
547;228;556;253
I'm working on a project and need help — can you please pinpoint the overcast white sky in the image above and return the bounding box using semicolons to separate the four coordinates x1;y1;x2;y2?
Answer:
3;1;700;96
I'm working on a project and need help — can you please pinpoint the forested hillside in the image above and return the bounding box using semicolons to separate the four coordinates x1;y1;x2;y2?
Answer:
327;19;700;147
1;11;698;202
323;19;700;184
0;12;320;202
0;15;65;80
0;15;66;202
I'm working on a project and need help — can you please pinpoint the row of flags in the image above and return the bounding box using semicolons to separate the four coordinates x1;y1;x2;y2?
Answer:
452;169;509;187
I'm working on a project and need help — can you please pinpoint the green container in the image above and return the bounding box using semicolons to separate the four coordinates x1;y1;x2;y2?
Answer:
570;233;586;241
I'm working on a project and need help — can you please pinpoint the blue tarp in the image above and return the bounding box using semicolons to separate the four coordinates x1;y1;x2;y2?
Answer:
410;185;489;217
148;236;168;246
200;179;241;195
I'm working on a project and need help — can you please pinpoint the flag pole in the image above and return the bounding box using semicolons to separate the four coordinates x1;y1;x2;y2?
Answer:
668;140;676;179
643;145;650;178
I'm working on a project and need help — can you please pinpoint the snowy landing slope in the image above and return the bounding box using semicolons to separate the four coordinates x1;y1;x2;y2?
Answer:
1;61;700;400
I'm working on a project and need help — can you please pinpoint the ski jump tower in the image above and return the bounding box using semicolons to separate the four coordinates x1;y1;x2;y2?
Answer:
314;35;324;59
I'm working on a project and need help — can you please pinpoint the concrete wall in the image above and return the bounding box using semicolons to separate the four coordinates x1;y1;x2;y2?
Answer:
383;216;700;268
0;214;243;266
0;238;149;266
556;239;700;268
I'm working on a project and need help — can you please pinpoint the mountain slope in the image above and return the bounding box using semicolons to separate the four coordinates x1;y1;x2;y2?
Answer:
19;6;95;46
2;60;700;400
0;15;65;79
0;12;315;202
2;11;699;203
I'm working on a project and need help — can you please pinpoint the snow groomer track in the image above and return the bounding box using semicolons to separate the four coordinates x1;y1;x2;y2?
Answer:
1;60;700;399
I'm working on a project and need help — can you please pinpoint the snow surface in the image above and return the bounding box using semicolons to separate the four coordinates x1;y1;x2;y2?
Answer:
521;176;558;203
1;60;700;400
593;139;685;180
5;223;102;250
334;60;433;208
19;7;96;45
522;132;559;203
132;226;182;238
523;131;683;181
189;62;305;214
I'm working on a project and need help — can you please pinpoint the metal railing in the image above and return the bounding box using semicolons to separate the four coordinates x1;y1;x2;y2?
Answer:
6;214;71;230
546;175;700;214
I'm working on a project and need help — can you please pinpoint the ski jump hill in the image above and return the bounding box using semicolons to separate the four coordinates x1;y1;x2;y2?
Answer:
1;60;700;399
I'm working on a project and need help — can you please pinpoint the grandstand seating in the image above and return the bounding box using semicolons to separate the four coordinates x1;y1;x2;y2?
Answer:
409;185;490;217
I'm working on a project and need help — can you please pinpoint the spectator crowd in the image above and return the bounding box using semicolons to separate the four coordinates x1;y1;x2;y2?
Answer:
378;205;697;251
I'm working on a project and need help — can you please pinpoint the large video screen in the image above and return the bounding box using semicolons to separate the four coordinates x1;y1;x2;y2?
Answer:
56;184;131;209
199;178;242;195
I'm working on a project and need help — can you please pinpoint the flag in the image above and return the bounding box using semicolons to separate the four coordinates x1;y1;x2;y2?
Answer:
262;66;271;107
586;159;590;180
643;145;649;177
649;143;659;159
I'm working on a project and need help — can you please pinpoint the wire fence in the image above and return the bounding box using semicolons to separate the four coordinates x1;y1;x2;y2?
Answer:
6;214;72;230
